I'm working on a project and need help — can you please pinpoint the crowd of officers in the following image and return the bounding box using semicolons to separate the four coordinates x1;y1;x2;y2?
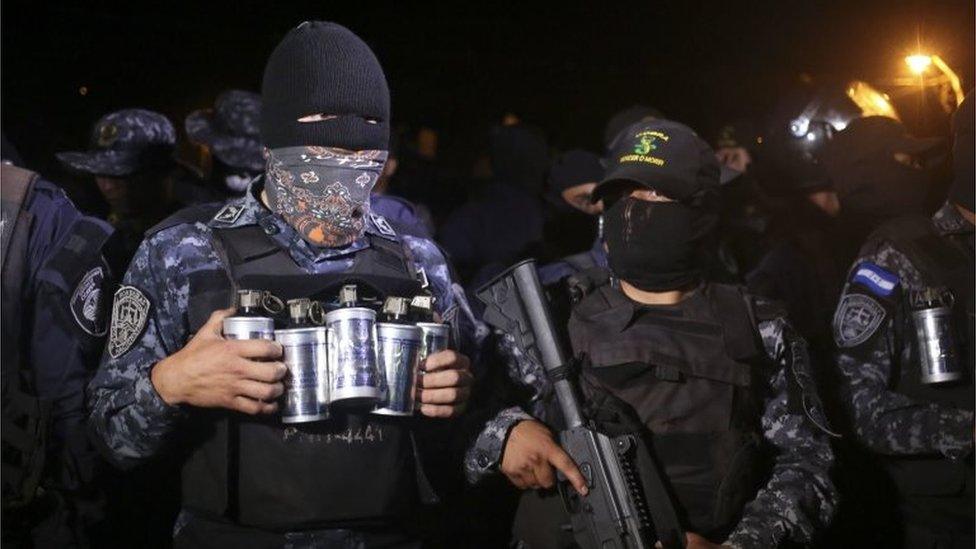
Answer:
1;20;972;549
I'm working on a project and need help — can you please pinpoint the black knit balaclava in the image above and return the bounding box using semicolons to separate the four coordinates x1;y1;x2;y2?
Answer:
261;22;391;247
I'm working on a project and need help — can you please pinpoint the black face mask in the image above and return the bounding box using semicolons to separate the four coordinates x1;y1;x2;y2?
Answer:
604;197;710;291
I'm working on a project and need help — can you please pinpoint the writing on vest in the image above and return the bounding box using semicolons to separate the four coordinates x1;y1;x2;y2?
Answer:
567;281;773;538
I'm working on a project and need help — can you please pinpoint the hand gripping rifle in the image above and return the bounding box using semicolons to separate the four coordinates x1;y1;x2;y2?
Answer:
477;260;685;549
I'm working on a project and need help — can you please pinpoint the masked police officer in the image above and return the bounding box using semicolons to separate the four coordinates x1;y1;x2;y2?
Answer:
465;119;838;548
87;21;477;547
2;159;116;546
831;91;975;548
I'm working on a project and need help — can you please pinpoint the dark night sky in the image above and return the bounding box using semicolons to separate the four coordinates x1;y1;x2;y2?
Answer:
2;0;973;180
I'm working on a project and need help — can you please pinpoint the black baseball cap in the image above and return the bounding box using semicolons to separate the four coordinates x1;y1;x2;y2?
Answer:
592;119;720;203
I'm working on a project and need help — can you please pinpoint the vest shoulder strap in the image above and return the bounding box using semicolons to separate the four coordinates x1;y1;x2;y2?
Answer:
146;202;225;238
871;215;968;287
707;283;765;361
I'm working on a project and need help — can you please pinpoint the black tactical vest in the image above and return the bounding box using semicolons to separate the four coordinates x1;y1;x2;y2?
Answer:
871;215;974;502
0;165;49;510
152;206;426;530
567;281;774;538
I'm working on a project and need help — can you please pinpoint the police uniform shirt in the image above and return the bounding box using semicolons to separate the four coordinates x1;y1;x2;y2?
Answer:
87;180;482;468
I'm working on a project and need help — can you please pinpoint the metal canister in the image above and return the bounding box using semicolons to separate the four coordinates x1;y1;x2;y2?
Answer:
325;307;381;405
275;327;329;423
223;289;276;340
415;322;450;360
912;288;962;384
372;323;423;416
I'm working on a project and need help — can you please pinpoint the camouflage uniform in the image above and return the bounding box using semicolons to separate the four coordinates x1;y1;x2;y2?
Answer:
832;202;974;545
86;178;479;491
465;300;837;548
833;203;973;456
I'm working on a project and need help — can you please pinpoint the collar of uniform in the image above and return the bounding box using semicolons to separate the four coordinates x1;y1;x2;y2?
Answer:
587;285;639;332
933;202;973;236
208;176;377;263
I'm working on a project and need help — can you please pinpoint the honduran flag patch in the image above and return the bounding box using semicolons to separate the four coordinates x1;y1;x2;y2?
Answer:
851;261;899;297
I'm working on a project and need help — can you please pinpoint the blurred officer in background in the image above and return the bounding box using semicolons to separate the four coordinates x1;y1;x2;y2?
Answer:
57;109;181;263
2;155;116;547
185;89;265;199
831;90;974;549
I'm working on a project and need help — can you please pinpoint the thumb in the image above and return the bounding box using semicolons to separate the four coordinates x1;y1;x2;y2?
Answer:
200;307;236;339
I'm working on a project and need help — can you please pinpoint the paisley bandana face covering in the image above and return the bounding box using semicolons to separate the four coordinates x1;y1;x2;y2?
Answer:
265;146;388;247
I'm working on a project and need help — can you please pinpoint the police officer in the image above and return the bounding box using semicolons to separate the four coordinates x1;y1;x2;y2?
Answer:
466;119;838;548
1;160;115;546
831;90;975;548
57;108;181;262
87;21;477;547
186;89;265;198
537;149;608;286
439;124;550;289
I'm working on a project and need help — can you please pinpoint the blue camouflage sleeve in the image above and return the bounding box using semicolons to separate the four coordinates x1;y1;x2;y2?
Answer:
87;224;219;469
834;244;974;459
402;235;488;358
463;331;539;484
726;316;837;549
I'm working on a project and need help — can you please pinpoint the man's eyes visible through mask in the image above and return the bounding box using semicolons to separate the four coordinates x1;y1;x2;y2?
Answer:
297;113;339;123
297;113;382;125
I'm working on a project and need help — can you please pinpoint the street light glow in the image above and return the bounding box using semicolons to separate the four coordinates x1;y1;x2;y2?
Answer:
905;54;933;75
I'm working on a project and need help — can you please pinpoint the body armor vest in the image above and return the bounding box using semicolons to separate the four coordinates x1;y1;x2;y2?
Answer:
0;165;49;510
567;281;773;538
871;215;974;504
154;207;425;530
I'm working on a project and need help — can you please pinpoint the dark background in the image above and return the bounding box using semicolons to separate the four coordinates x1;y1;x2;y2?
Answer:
2;0;974;189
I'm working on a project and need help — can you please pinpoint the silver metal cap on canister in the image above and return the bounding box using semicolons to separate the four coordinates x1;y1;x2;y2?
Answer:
373;323;423;416
222;315;275;341
325;307;381;405
275;327;330;423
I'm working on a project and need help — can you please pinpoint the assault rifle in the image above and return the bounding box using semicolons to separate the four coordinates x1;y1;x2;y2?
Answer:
477;260;685;549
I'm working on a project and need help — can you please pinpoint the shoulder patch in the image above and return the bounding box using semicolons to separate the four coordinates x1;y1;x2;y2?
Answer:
368;212;398;239
70;264;108;336
213;204;244;225
833;293;886;348
851;261;899;297
108;285;151;358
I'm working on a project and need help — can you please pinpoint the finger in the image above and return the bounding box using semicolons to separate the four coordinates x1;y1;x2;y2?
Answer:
534;460;556;489
419;368;472;389
231;395;278;415
419;403;457;419
237;380;284;402
228;339;283;360
237;360;288;382
203;308;236;338
423;350;468;372
418;386;470;405
548;446;589;496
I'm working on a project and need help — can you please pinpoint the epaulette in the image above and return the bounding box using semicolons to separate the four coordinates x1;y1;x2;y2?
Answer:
145;202;224;237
